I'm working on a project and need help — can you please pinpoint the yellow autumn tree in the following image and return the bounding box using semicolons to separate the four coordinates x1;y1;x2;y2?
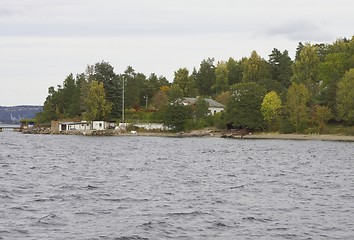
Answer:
84;80;112;121
261;91;282;130
286;83;310;132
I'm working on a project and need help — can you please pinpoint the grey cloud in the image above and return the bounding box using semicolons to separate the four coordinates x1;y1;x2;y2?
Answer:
0;13;246;38
0;0;250;37
265;20;334;42
0;8;20;17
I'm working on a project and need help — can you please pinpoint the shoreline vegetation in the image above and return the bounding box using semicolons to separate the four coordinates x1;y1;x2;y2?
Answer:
19;127;354;142
34;37;354;138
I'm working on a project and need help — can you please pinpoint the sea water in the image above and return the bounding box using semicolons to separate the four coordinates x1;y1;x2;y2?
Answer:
0;131;353;239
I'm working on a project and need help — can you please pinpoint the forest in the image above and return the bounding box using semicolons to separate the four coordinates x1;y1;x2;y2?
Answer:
35;36;354;134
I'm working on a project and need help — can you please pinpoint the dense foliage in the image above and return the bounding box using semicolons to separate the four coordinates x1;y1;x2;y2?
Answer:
37;36;354;133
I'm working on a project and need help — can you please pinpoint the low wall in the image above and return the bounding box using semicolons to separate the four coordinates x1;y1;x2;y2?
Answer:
133;123;169;131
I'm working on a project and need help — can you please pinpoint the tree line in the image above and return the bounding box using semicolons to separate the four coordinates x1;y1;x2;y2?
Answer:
36;36;354;133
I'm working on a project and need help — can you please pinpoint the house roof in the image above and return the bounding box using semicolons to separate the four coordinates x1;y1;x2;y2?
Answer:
59;121;88;125
183;98;225;108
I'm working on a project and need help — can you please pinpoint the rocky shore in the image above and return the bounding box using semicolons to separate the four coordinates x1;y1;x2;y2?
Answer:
242;133;354;142
19;127;354;142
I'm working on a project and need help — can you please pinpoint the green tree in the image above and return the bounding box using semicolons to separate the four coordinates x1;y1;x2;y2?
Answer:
140;73;168;110
173;68;190;95
295;42;304;61
194;98;209;120
151;89;169;110
61;74;81;117
76;73;89;113
163;104;193;131
187;68;198;97
242;51;270;83
215;91;231;106
226;82;266;130
261;91;282;130
35;89;57;123
94;61;120;118
146;73;170;95
311;105;332;133
336;68;354;124
286;82;310;132
291;43;320;97
227;57;243;85
195;58;215;96
84;81;112;121
168;84;184;102
122;66;140;109
36;74;82;122
213;61;229;94
317;53;348;109
268;48;293;89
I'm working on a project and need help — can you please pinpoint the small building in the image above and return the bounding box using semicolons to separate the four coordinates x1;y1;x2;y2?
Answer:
133;123;170;131
55;121;115;132
180;97;225;115
59;121;90;131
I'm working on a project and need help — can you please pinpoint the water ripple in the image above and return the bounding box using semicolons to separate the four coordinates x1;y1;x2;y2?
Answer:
0;133;353;239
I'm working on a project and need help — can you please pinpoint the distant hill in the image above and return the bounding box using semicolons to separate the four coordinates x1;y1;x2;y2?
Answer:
0;105;43;124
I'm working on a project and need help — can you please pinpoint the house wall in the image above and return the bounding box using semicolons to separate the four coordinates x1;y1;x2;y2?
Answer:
134;123;169;130
59;123;65;131
75;123;90;131
58;121;115;131
208;107;224;115
58;121;90;131
92;121;105;130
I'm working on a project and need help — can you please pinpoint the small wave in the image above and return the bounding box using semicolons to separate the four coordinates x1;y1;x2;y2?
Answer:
242;216;272;223
139;221;172;230
59;184;78;190
15;229;29;234
267;227;288;231
34;198;52;202
102;198;123;202
37;213;67;226
0;230;11;234
86;185;99;190
10;205;37;212
276;233;299;239
207;221;231;229
102;197;149;203
0;194;14;199
114;235;149;240
74;211;95;216
230;184;245;189
166;211;210;217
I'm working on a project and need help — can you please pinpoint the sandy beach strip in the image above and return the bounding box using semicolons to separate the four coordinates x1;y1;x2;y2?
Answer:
242;133;354;142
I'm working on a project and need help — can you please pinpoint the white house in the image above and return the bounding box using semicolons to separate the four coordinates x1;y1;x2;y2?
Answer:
180;97;225;115
58;121;115;132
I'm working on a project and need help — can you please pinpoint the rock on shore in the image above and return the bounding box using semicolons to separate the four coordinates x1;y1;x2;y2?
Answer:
19;127;354;142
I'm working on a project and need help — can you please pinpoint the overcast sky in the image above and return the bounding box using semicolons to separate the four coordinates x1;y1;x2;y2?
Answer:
0;0;353;106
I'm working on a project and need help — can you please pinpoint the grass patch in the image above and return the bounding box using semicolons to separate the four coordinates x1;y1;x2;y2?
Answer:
321;124;354;135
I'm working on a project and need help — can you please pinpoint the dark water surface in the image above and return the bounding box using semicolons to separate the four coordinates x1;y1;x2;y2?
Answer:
0;132;353;239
